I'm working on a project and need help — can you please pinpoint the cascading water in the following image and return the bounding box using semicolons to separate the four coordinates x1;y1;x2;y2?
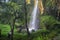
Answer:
29;0;39;32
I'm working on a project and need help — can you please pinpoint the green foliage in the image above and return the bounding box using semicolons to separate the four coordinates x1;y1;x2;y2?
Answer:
0;24;48;40
0;23;60;40
0;1;25;25
40;15;57;29
40;15;60;40
0;0;60;40
0;24;10;35
7;2;21;11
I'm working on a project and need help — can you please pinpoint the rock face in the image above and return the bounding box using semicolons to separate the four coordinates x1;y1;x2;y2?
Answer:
38;0;44;15
26;0;30;4
26;0;44;15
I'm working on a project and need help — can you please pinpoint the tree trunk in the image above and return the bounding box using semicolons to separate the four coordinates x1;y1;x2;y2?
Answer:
11;18;16;40
0;29;1;39
24;0;30;36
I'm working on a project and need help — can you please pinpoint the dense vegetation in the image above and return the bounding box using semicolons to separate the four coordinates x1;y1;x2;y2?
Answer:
0;0;60;40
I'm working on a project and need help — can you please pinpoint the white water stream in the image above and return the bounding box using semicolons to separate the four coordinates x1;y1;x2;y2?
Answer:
29;0;39;32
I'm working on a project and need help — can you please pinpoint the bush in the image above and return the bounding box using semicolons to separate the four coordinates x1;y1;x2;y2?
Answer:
40;15;57;30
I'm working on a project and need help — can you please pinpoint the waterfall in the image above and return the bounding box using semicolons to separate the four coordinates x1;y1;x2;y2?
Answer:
29;0;39;32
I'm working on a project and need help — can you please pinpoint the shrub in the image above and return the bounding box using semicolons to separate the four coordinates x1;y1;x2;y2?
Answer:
40;15;57;30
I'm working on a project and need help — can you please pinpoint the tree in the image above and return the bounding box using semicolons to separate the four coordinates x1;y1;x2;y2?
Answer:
24;0;30;35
